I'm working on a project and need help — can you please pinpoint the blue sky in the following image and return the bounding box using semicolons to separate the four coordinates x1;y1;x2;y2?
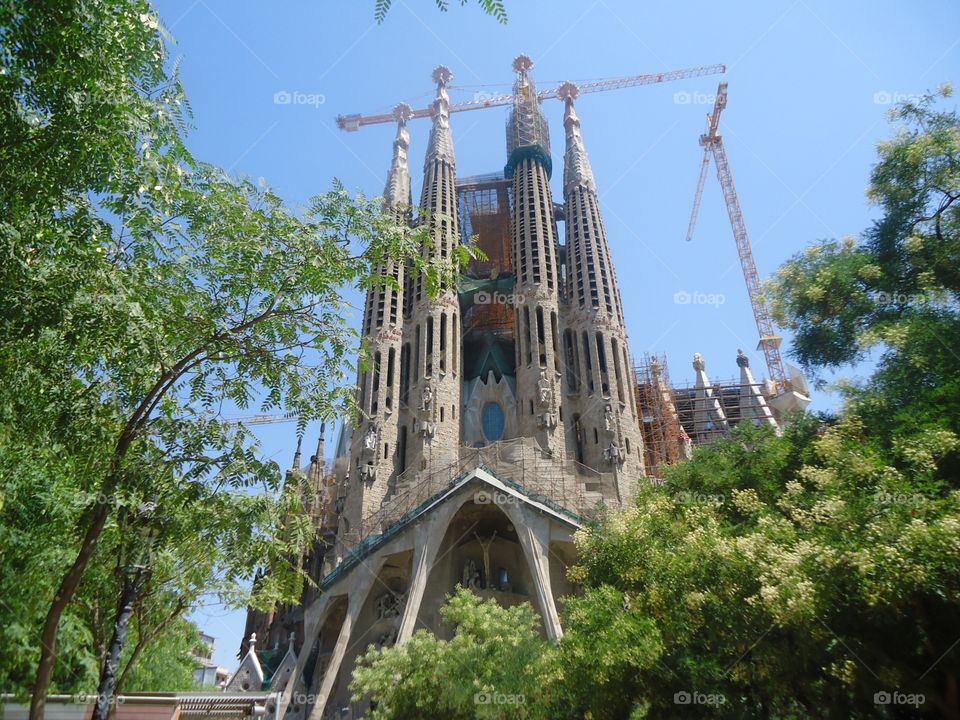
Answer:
154;0;959;669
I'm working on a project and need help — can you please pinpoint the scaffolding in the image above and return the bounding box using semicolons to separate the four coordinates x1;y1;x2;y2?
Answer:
672;374;774;440
635;353;782;476
456;173;515;337
635;354;684;481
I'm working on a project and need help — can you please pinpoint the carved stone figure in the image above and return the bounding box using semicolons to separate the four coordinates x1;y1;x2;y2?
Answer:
603;442;624;465
375;590;403;620
363;424;378;452
604;404;615;432
462;558;481;590
420;384;434;412
692;352;706;372
536;369;552;408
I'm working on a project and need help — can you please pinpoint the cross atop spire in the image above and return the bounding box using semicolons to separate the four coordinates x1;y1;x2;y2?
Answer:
425;66;455;166
559;81;596;195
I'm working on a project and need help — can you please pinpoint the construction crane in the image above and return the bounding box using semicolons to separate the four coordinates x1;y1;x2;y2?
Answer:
686;82;809;411
336;63;726;131
222;412;298;426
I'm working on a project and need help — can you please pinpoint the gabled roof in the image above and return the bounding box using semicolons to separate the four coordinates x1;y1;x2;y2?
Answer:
321;465;583;590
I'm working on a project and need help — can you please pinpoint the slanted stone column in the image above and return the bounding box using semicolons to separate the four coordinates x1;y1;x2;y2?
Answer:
692;352;730;443
736;349;778;430
397;514;447;643
514;508;563;641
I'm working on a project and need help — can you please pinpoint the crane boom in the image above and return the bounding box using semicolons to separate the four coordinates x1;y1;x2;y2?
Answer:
686;82;793;396
337;63;726;131
686;146;711;242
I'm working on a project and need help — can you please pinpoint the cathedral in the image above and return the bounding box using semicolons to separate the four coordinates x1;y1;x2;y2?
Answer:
233;56;790;720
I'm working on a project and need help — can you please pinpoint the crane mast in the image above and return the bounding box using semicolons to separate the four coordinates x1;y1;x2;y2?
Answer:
687;83;805;404
337;63;726;131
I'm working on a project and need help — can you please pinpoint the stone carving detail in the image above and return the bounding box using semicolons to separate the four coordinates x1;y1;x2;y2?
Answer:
357;461;377;483
462;558;481;590
375;590;406;620
474;532;497;590
693;352;706;372
603;403;615;432
536;369;557;429
417;384;437;439
603;441;625;466
374;626;398;650
361;423;378;460
420;384;434;412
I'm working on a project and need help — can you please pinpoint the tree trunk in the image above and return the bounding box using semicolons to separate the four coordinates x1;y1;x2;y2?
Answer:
107;598;187;720
29;501;111;720
93;569;143;720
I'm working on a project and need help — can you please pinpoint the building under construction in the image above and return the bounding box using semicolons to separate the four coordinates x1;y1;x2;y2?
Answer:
226;56;811;720
635;349;802;481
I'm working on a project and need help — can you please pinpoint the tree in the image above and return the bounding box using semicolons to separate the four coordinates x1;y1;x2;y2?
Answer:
374;0;507;24
769;85;960;451
351;587;554;719
0;2;469;717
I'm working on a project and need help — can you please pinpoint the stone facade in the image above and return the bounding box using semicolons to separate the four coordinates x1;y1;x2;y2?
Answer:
242;56;676;720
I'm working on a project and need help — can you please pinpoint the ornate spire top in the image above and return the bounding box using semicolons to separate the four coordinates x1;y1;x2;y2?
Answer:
425;66;455;166
512;54;533;76
559;81;596;194
506;54;551;176
736;348;749;368
292;437;302;470
692;352;706;372
384;103;412;209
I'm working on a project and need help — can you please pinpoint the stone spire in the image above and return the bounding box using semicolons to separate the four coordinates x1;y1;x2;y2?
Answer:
558;83;643;491
393;64;463;487
291;436;302;471
692;352;729;443
384;104;412;210
425;66;455;166
506;54;551;177
735;350;778;429
559;82;596;195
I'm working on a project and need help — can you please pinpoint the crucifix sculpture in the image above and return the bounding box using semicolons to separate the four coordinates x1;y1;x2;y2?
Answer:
474;531;498;590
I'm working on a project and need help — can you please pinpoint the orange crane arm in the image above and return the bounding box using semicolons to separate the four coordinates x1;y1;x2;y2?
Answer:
337;63;726;131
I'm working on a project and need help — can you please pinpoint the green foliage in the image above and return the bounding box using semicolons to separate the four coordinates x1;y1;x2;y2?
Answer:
769;85;960;451
374;0;507;24
351;587;553;719
0;0;471;705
